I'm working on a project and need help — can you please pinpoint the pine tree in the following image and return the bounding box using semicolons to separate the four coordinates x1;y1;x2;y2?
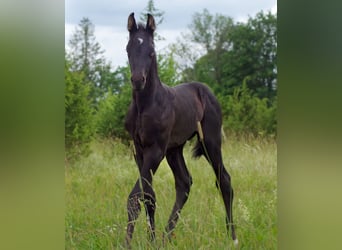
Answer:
65;58;94;159
139;0;165;41
67;17;114;107
68;18;104;80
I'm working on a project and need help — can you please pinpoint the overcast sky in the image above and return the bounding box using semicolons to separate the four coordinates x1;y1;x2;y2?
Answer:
65;0;277;68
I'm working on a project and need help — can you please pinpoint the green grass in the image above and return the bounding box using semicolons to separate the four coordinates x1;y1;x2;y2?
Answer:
65;135;277;249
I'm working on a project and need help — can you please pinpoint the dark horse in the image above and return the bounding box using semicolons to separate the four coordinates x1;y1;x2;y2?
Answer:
124;13;237;247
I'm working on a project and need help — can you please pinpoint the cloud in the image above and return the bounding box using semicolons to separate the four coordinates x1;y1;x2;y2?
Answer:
65;0;277;67
95;26;129;68
66;0;276;28
271;3;277;14
65;23;129;68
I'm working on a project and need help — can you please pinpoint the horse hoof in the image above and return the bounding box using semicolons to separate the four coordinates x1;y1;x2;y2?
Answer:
234;238;239;247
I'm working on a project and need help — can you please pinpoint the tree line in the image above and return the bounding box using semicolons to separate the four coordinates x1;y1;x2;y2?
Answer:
65;6;277;159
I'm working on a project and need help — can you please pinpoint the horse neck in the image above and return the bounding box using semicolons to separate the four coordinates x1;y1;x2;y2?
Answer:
133;58;162;113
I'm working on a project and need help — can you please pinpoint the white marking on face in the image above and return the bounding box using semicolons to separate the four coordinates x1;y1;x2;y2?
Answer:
137;37;144;45
234;238;239;247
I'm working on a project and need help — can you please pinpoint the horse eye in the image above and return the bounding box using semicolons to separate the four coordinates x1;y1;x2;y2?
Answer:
150;52;155;57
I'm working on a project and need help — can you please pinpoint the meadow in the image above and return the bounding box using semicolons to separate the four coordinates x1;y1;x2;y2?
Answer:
65;135;277;249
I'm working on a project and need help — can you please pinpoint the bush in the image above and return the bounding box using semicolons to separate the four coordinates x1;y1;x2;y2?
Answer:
95;83;131;142
65;62;95;160
220;79;276;136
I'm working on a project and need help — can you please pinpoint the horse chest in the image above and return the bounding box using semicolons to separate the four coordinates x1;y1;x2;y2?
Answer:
134;113;165;146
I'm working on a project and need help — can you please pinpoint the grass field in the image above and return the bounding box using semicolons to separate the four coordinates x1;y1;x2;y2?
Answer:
65;135;277;249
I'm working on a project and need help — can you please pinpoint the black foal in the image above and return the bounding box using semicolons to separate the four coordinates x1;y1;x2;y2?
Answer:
124;12;237;248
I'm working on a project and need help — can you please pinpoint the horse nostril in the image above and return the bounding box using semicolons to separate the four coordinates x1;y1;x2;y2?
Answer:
131;75;145;83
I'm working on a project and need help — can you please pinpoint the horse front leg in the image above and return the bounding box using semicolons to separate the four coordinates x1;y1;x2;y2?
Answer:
125;144;143;248
125;177;157;246
125;143;164;247
126;180;142;248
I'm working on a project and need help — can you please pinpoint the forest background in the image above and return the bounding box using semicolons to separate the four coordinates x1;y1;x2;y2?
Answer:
65;1;277;159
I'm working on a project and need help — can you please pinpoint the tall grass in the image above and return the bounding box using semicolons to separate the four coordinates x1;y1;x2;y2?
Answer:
65;135;277;249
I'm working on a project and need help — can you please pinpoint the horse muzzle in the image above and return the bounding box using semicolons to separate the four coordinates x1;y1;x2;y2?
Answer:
131;74;147;91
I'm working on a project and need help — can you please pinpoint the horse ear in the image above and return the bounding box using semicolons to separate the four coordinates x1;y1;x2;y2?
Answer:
127;12;137;33
146;14;156;33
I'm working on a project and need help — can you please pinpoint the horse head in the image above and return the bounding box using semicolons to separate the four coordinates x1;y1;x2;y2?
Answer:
126;13;156;91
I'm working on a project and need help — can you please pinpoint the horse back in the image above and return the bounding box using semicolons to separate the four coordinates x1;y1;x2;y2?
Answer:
167;82;221;146
172;82;221;122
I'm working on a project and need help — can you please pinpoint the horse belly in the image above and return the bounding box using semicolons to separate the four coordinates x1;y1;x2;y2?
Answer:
168;119;197;147
168;98;202;147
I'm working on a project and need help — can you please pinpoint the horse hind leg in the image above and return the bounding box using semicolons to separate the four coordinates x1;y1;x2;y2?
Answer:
164;145;193;242
197;121;238;245
208;141;237;243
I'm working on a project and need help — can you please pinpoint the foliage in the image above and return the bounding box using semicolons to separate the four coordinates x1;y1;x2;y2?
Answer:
139;0;165;41
65;8;278;160
169;9;277;136
170;9;234;83
95;80;131;142
157;50;181;86
65;60;94;160
174;10;277;101
67;17;116;107
224;11;277;100
190;9;234;54
220;79;277;136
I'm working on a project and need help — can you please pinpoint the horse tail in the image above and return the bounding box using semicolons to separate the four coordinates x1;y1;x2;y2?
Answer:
192;82;223;160
192;140;204;159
